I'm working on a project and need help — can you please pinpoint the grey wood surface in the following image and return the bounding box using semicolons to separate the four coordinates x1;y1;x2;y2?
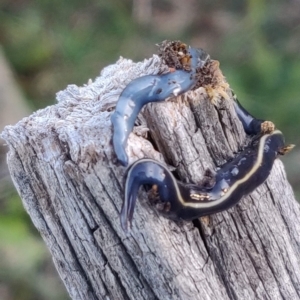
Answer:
1;54;300;300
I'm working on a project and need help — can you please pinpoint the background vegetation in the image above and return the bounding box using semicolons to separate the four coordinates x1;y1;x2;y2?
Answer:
0;0;299;299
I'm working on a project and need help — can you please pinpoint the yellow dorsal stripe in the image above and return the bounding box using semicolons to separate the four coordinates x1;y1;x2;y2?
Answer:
125;130;281;210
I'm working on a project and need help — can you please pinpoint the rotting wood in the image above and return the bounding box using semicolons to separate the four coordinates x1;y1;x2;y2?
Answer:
1;48;300;300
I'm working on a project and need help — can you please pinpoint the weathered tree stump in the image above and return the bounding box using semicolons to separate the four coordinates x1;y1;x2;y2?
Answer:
1;49;300;300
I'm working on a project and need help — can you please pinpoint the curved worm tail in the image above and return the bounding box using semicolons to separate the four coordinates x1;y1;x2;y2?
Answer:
120;159;171;231
120;180;139;232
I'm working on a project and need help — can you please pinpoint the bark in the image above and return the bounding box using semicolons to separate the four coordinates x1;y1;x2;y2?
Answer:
1;52;300;300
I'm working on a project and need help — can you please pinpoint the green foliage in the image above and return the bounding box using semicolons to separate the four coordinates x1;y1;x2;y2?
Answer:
0;0;135;107
218;0;300;142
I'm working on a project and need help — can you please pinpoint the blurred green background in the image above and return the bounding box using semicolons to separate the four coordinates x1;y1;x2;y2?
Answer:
0;0;299;299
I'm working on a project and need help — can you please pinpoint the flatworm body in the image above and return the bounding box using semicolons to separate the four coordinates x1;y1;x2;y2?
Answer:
120;129;285;231
111;43;290;231
233;98;264;135
111;47;209;166
119;93;289;231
